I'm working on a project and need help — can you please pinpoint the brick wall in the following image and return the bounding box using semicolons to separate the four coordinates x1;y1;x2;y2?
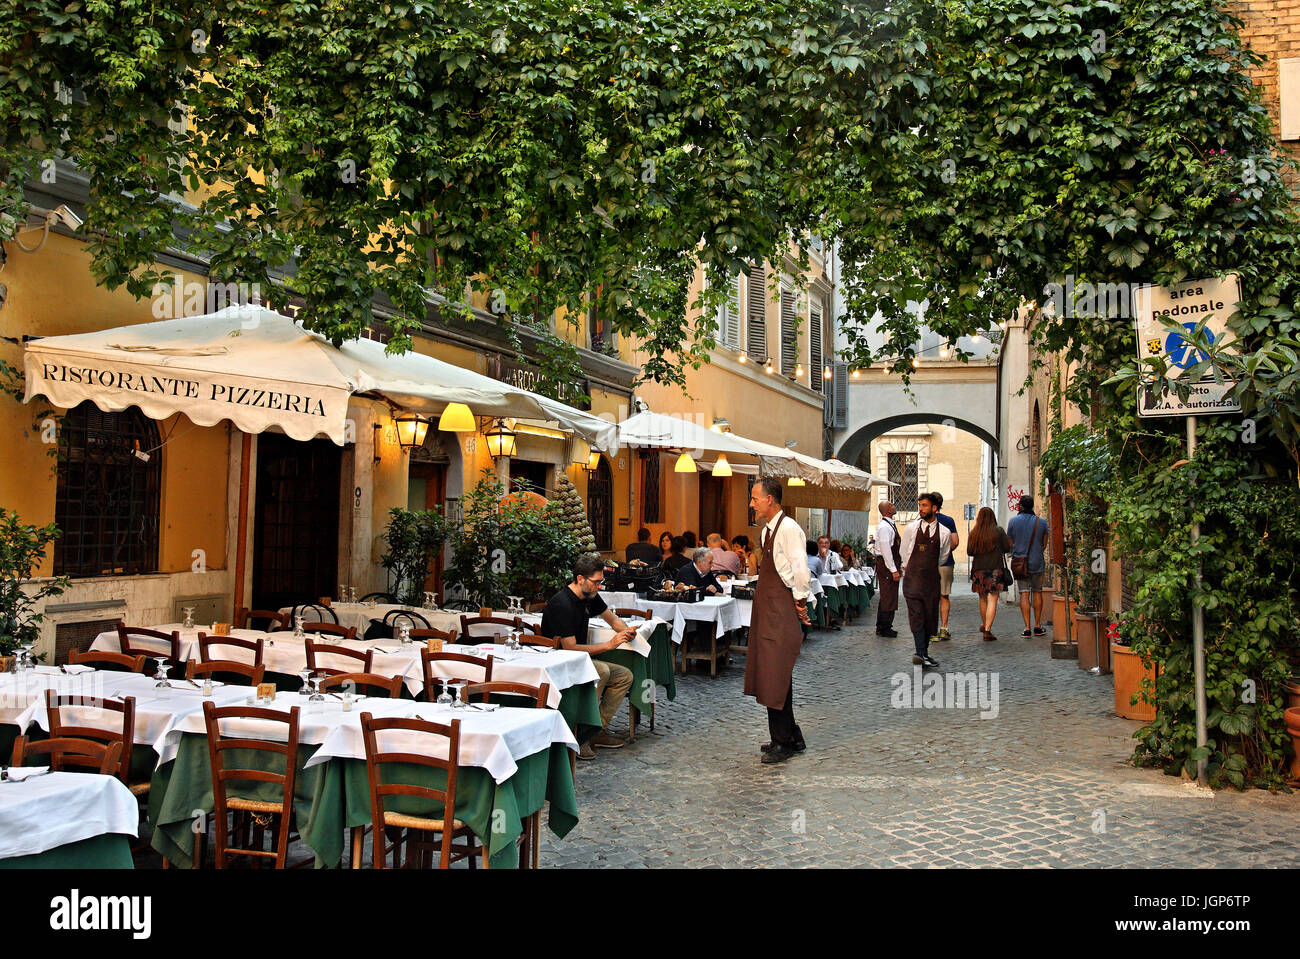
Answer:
1232;0;1300;163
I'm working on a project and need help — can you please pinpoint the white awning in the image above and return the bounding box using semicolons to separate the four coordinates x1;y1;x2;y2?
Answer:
23;305;617;447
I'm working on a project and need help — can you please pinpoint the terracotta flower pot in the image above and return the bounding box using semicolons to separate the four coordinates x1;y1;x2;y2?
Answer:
1052;594;1070;642
1284;681;1300;712
1074;611;1101;670
1285;707;1300;781
1111;643;1157;721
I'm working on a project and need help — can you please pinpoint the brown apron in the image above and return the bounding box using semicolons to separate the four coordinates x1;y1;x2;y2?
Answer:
903;520;941;636
743;514;804;709
874;518;901;616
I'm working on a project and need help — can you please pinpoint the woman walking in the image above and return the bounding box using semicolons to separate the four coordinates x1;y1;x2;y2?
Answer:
967;507;1013;641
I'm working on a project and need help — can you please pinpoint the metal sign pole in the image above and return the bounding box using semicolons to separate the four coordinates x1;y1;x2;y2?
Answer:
1188;414;1208;785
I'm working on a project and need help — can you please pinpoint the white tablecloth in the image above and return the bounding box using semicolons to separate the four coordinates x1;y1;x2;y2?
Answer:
0;771;139;859
599;592;740;644
515;614;666;658
92;624;271;662
160;694;576;784
281;603;464;636
6;667;254;757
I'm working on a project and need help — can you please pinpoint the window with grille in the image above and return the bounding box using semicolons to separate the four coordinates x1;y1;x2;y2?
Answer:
810;304;823;393
746;263;767;359
780;287;798;376
887;452;919;513
55;402;161;577
641;453;661;524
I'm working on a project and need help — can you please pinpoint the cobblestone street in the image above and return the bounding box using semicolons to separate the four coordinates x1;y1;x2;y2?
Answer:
543;593;1300;868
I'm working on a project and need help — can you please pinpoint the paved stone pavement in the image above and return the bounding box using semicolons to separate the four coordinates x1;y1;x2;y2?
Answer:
540;593;1300;868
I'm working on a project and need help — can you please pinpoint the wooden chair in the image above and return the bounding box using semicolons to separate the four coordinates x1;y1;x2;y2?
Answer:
199;633;264;667
12;735;123;776
320;672;403;698
43;689;138;788
525;601;547;614
187;659;266;687
681;621;730;677
201;701;301;869
614;607;654;622
68;649;146;673
382;609;432;630
360;713;482;869
408;627;458;644
459;681;550;869
458;615;522;640
359;592;397;604
289;603;338;624
420;650;493;700
463;681;549;709
235;608;287;631
305;638;373;677
515;632;560;649
116;623;183;673
297;622;357;640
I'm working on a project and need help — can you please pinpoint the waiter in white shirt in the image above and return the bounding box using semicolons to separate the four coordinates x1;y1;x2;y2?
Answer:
743;477;812;765
874;501;901;637
899;492;952;669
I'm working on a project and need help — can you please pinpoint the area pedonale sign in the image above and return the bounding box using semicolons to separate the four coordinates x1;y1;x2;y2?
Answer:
1132;275;1242;418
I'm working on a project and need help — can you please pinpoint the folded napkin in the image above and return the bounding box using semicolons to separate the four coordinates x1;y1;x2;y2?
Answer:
3;767;49;782
61;663;96;675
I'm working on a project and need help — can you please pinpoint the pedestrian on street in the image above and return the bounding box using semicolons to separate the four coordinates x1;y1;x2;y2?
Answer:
929;491;960;642
967;506;1013;641
742;477;812;765
1007;494;1051;637
900;492;952;669
874;502;901;637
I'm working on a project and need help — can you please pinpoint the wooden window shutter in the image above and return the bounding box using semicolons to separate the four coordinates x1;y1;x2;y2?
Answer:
779;287;798;376
746;263;767;359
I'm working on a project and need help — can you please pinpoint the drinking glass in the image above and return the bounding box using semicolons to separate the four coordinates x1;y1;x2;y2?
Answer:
348;586;358;604
154;662;172;688
397;623;411;645
339;584;348;604
298;667;313;695
182;607;195;630
16;641;36;672
450;680;465;709
436;679;453;707
308;673;326;702
423;591;435;610
293;615;306;639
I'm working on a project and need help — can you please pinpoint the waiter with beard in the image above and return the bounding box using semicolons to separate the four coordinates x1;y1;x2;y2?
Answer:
899;492;951;669
874;501;901;637
743;477;812;765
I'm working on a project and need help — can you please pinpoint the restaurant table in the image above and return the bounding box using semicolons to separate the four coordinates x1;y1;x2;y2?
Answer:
279;603;463;637
89;627;604;732
149;693;579;869
599;592;741;645
0;770;138;869
92;623;271;663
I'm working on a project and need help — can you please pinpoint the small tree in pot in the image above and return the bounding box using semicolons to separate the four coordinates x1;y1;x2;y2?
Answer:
380;506;451;606
0;510;69;662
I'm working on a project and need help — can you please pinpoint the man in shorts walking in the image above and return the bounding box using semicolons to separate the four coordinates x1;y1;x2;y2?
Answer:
1007;493;1051;637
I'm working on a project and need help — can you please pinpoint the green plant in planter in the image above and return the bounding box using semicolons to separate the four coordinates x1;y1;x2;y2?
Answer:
0;510;69;657
380;506;450;606
1040;425;1115;613
442;472;583;608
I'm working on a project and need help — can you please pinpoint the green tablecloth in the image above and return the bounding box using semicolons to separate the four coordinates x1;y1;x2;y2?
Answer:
149;732;577;869
595;623;675;714
821;584;844;621
0;833;134;869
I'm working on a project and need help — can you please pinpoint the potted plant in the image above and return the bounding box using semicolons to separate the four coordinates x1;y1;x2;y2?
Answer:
1109;616;1157;721
0;510;69;667
380;506;450;606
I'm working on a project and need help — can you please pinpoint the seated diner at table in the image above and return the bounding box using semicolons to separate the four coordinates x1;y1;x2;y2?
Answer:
707;533;741;575
624;527;662;565
676;548;723;595
540;554;637;761
730;535;759;576
660;535;692;575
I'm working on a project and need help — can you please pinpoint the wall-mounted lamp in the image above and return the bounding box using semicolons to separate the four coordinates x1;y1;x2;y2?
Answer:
823;365;832;380
764;357;775;375
788;477;806;487
711;418;730;433
394;412;431;452
585;449;602;472
438;402;475;432
483;418;517;459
